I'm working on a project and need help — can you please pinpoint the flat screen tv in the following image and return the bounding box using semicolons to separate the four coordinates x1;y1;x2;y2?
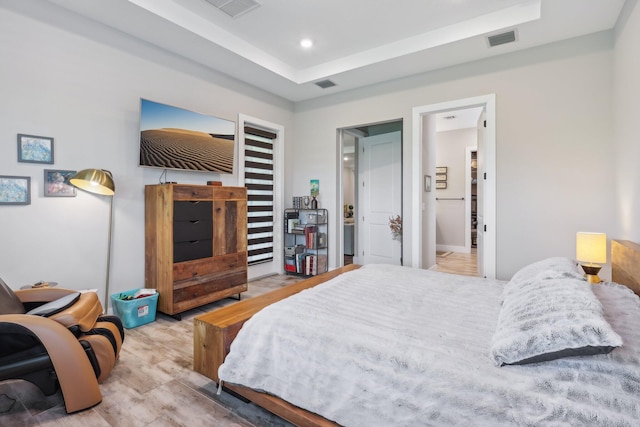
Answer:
139;98;236;174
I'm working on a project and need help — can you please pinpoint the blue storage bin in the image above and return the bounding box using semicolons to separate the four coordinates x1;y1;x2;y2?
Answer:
111;289;158;329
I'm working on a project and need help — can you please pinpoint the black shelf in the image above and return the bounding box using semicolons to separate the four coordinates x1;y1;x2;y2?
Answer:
284;208;329;276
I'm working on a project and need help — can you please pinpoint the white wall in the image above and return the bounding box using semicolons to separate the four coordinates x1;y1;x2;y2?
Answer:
435;128;476;251
613;0;640;243
294;31;616;279
0;5;294;304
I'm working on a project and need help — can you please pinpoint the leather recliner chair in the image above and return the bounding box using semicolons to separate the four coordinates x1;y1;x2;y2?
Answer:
0;278;124;413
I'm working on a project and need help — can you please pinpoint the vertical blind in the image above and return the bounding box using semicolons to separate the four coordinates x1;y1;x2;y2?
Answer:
244;126;276;265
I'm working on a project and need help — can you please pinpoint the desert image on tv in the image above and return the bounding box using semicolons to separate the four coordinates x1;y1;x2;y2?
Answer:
140;128;234;173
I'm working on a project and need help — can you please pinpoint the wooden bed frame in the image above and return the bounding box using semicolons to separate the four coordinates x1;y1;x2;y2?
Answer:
193;240;640;426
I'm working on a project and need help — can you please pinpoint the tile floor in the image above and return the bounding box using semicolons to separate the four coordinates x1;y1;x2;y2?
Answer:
0;274;304;427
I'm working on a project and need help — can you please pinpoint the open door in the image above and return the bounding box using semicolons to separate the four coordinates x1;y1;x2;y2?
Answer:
357;131;402;265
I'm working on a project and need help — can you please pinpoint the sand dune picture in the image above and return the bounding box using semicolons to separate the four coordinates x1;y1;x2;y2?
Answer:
140;128;234;173
139;99;236;174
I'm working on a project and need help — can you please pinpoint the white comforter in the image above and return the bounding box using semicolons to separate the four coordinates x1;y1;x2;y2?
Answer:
218;264;640;426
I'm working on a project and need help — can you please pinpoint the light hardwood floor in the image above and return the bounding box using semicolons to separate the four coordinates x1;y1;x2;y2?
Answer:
432;249;479;277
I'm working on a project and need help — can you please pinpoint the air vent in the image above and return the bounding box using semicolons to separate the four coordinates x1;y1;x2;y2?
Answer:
487;30;517;47
315;79;336;89
204;0;261;18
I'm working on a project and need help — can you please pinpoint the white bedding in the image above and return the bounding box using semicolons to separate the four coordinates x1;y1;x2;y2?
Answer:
218;264;640;426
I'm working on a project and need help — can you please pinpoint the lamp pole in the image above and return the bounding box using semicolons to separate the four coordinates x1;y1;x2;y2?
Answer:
69;169;116;314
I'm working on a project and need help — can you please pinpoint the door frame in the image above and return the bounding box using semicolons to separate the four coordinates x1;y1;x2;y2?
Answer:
337;120;403;268
411;94;496;278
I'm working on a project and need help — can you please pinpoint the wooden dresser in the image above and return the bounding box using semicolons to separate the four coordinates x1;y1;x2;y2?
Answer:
145;184;248;317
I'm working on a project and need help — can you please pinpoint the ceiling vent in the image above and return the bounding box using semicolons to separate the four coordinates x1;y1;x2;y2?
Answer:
315;79;337;89
204;0;261;18
487;30;517;47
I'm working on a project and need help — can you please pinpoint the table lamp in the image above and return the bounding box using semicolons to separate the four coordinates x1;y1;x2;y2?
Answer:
576;232;606;284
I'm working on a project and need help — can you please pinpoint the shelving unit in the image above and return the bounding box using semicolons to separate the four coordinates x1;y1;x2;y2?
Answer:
471;151;478;248
284;208;329;276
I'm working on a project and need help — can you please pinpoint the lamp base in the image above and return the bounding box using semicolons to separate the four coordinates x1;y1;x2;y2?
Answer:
581;264;602;284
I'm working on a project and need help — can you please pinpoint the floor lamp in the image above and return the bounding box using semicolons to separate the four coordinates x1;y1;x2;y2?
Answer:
70;169;115;314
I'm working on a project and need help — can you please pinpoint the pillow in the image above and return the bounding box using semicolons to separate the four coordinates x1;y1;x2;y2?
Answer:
26;292;81;317
508;257;583;287
490;273;622;366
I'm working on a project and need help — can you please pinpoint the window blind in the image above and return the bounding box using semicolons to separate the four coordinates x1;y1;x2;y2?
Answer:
244;126;276;265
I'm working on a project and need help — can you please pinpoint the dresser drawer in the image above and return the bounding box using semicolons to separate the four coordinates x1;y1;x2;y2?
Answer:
174;239;213;263
173;201;212;221
173;220;213;242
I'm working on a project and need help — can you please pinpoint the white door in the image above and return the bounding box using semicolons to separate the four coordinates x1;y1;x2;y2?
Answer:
357;131;402;265
476;111;485;277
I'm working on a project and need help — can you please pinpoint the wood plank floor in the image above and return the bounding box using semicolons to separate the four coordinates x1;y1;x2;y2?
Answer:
432;249;479;277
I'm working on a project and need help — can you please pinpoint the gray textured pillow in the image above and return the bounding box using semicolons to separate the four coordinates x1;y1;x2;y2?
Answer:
508;257;583;287
490;273;622;366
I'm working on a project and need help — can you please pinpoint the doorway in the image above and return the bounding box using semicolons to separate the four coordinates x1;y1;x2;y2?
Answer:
412;94;496;279
338;120;403;267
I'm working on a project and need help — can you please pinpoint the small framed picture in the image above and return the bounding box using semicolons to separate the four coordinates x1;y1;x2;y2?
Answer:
44;169;77;197
435;174;447;182
436;166;447;174
424;175;431;192
17;133;54;164
0;175;31;205
436;181;447;190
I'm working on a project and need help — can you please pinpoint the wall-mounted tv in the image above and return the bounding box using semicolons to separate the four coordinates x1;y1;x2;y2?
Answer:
139;98;236;174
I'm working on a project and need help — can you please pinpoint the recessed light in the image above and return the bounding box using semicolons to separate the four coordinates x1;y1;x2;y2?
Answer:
300;38;313;49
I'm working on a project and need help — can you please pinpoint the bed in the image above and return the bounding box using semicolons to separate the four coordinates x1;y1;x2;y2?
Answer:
193;240;640;426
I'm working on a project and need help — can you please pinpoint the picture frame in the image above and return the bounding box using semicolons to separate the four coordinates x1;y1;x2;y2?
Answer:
435;174;447;182
436;181;447;190
17;133;54;164
424;175;431;192
44;169;77;197
435;166;447;174
310;179;319;197
0;175;31;205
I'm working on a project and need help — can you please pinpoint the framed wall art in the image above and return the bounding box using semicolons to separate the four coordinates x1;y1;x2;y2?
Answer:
436;181;447;190
435;166;447;174
0;175;31;205
17;133;54;164
44;169;77;197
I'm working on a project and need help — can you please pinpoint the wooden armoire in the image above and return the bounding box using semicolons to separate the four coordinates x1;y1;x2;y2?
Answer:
144;184;248;317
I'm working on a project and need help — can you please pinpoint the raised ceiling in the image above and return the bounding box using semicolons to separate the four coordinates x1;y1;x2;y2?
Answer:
23;0;628;101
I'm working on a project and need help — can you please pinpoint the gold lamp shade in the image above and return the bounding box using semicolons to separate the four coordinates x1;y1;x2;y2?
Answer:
70;169;115;196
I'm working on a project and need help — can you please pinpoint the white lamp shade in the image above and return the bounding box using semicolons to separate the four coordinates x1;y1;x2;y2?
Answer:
576;232;607;264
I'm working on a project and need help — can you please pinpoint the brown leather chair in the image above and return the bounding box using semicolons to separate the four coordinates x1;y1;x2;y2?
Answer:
0;278;124;413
